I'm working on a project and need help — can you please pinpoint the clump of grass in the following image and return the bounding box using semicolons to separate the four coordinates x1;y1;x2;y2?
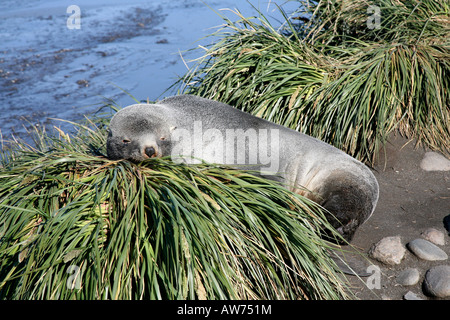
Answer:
177;0;449;163
0;114;349;300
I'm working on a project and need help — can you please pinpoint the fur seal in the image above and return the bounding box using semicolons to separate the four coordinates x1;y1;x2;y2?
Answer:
107;95;379;242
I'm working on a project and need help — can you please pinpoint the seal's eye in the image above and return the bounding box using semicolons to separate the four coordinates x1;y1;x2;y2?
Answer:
122;139;131;144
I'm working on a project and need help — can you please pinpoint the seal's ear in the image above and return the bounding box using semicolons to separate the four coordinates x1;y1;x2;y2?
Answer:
159;126;176;141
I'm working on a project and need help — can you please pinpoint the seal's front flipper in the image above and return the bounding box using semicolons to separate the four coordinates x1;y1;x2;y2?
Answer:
329;247;372;277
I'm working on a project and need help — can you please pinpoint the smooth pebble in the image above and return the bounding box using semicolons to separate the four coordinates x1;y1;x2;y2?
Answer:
423;265;450;298
407;239;448;261
403;291;423;300
397;268;420;286
421;228;445;246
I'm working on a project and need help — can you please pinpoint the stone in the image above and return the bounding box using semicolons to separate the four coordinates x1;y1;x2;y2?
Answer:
407;239;448;261
397;268;420;286
444;215;450;235
420;152;450;171
423;265;450;298
404;291;424;300
369;236;406;265
421;228;445;246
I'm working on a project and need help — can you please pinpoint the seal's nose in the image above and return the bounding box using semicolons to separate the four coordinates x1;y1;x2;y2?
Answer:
145;146;156;158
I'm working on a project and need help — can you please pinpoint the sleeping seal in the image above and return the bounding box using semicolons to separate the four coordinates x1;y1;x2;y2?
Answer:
107;95;379;242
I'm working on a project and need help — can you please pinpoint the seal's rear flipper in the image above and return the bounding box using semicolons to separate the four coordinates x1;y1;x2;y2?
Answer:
319;174;378;243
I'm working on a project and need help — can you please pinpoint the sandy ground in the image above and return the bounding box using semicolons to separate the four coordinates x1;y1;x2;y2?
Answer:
340;134;450;300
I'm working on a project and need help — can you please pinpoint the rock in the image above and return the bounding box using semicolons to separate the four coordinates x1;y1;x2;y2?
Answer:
444;215;450;235
423;265;450;298
407;239;448;261
76;79;89;87
404;291;424;300
369;236;406;265
397;268;420;286
420;152;450;171
421;228;445;246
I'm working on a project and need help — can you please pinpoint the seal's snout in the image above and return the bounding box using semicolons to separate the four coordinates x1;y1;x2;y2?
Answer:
145;146;156;158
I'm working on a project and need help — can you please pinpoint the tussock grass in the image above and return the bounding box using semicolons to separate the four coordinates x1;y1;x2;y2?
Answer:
0;116;349;300
177;0;449;163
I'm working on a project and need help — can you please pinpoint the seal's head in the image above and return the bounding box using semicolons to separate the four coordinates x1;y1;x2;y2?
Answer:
107;104;172;162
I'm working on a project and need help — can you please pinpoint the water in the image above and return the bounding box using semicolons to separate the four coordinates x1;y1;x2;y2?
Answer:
0;0;298;140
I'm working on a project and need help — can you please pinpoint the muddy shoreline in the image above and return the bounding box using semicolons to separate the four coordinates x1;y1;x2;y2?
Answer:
2;0;291;140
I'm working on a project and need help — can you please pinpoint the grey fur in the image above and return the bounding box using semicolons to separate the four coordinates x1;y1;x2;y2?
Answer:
107;95;379;242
